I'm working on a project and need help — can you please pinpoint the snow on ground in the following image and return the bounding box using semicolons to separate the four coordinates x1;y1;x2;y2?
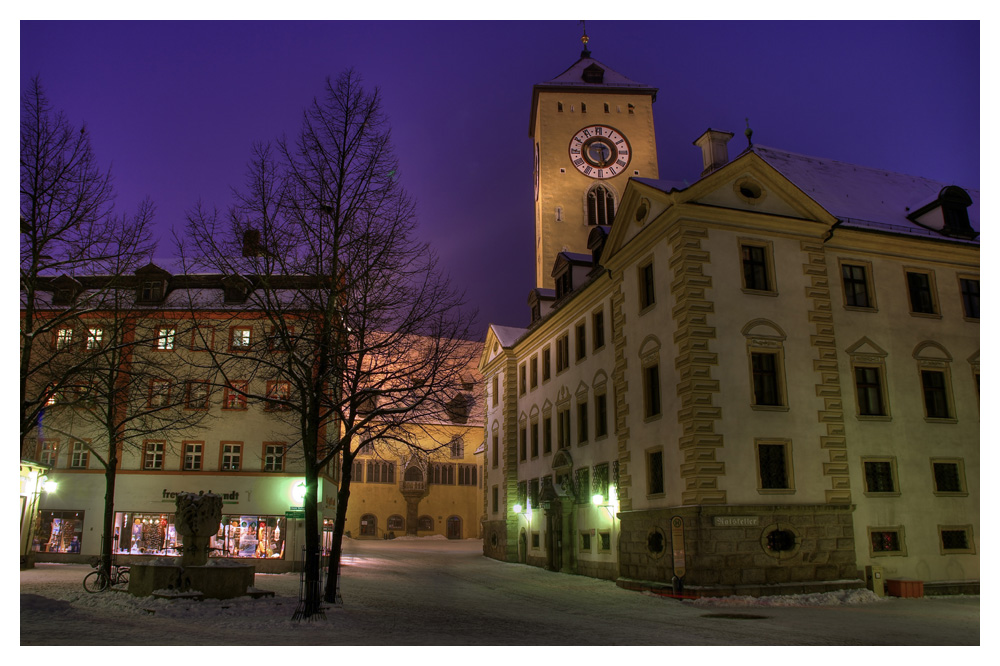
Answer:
18;537;980;648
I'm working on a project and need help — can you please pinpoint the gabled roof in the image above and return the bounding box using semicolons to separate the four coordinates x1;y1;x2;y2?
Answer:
750;145;979;242
634;145;979;244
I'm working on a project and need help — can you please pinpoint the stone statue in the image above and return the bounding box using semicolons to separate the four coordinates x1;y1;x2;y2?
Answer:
174;491;222;567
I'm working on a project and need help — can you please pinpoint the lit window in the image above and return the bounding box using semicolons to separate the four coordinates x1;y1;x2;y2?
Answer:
869;527;905;556
86;328;104;350
155;327;176;350
223;382;248;410
229;327;252;350
55;328;74;350
265;380;291;411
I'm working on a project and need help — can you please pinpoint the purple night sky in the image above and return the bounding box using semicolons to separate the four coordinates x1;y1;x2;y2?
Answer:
20;21;980;335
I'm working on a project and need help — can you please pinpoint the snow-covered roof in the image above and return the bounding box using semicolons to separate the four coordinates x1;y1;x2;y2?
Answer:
751;145;979;241
490;324;527;348
538;56;654;90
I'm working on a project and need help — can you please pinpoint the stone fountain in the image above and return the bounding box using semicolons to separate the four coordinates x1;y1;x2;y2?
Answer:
128;491;257;599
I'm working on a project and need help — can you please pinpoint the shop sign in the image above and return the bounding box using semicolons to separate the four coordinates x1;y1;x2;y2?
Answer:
712;515;759;527
285;507;305;519
161;489;240;503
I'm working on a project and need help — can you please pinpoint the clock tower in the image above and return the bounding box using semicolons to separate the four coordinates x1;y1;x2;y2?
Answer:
530;36;659;289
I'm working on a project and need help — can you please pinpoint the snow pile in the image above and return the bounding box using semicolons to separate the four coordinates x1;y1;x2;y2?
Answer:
686;588;885;607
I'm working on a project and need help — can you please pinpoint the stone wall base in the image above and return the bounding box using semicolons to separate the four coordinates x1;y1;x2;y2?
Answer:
618;504;859;590
617;576;865;598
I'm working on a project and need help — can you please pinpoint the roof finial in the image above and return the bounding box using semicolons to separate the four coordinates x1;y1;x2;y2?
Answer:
580;20;591;58
745;118;754;149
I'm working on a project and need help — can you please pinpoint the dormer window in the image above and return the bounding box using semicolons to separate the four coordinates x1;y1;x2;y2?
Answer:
223;276;251;304
134;263;171;304
907;186;977;240
555;270;572;299
582;63;605;84
140;281;163;302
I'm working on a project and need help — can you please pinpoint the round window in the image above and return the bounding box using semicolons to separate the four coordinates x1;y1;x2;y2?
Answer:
759;523;801;559
646;527;667;558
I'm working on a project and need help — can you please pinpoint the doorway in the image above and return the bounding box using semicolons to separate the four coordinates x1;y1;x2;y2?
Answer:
446;516;462;539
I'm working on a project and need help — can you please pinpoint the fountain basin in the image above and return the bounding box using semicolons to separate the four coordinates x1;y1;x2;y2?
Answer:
128;560;256;600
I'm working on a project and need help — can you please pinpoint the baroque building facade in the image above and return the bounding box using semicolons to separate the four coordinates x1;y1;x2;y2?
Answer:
23;267;483;572
480;46;978;595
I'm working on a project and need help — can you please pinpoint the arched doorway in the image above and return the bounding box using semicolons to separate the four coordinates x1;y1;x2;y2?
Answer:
446;516;462;540
359;513;377;537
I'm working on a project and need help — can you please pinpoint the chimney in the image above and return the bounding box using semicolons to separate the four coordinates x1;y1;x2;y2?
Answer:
693;129;735;177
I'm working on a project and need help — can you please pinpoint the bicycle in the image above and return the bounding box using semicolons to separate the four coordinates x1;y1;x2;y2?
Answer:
82;557;130;593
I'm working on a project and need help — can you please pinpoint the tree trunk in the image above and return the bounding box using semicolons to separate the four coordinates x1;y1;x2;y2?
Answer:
100;448;118;580
301;454;322;617
323;457;352;604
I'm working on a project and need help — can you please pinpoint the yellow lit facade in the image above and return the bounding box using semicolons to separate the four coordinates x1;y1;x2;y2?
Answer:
482;48;978;595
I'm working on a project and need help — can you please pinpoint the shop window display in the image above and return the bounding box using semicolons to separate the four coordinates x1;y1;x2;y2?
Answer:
33;510;85;553
112;512;286;558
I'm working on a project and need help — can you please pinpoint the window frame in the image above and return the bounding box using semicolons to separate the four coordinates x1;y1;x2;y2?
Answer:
592;308;605;351
958;275;979;320
861;456;899;496
69;441;89;469
542;347;552;382
154;326;176;351
638;260;656;312
262;443;286;472
646;447;665;497
189;325;215;352
555;334;570;374
54;327;74;350
530;355;538;389
265;379;292;411
184;380;211;410
147;379;171;408
839;259;877;310
575;321;587;362
904;268;940;317
223;381;249;411
229;326;254;351
182;441;204;471
852;362;890;419
577;399;589;445
755;439;794;494
930;458;968;496
142;440;164;470
86;327;105;350
739;239;777;295
220;441;243;472
938;525;975;554
643;362;661;420
868;526;907;557
919;367;954;421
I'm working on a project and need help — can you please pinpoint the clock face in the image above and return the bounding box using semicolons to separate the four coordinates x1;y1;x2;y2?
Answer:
569;125;631;179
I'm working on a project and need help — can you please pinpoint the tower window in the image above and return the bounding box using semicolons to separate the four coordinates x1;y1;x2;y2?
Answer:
604;103;609;113
581;102;587;113
628;104;635;115
587;185;615;226
558;102;563;112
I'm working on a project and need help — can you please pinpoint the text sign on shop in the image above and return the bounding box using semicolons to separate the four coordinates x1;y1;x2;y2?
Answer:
285;507;305;519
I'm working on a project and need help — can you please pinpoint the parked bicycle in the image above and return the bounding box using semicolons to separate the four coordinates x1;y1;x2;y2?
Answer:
82;557;130;593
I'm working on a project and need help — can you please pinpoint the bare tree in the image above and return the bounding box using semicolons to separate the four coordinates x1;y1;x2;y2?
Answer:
21;78;208;575
20;76;123;450
181;69;477;618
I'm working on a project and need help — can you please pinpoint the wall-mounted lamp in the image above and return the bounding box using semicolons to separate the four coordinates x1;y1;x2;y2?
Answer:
41;477;57;494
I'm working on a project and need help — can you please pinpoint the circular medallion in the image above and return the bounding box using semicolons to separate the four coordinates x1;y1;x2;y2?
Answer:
569;125;631;179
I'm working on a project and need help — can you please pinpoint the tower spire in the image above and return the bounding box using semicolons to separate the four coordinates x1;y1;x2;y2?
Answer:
580;20;591;58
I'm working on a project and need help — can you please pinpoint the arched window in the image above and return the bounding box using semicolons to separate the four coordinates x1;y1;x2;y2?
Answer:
387;515;404;531
418;515;434;531
587;185;616;226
